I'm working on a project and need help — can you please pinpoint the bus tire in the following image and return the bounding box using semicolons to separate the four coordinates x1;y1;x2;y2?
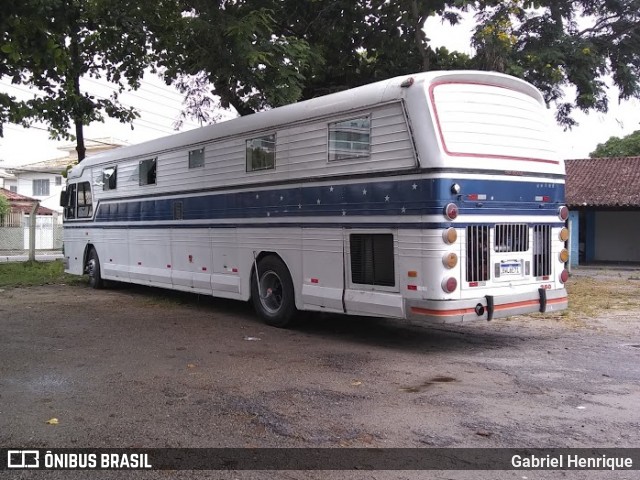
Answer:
87;248;104;289
251;256;296;328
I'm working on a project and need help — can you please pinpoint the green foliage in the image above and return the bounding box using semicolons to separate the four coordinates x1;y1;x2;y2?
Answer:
0;193;9;220
0;260;80;287
590;130;640;158
472;0;640;128
0;0;168;159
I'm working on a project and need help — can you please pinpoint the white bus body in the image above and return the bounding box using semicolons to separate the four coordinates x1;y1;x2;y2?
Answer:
62;71;568;326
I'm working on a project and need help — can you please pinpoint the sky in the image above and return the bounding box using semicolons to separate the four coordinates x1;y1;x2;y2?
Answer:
1;12;638;168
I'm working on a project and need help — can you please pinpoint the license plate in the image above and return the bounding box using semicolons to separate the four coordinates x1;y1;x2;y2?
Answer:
500;261;522;276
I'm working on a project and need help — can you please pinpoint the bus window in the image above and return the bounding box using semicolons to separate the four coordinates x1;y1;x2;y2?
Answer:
103;166;117;191
77;182;93;218
140;158;157;186
64;183;77;220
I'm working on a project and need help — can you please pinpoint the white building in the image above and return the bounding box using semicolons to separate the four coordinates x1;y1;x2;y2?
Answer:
5;138;126;219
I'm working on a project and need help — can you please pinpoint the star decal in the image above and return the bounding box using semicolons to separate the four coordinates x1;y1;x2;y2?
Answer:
256;193;260;199
362;188;367;196
317;198;321;205
385;195;390;202
279;195;284;201
342;210;346;216
329;186;334;192
412;183;418;190
401;207;406;214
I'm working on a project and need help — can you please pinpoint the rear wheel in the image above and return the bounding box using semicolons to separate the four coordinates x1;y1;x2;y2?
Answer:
251;256;296;327
87;248;104;289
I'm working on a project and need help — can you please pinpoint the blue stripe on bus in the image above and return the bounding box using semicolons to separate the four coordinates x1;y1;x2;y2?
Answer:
91;177;565;223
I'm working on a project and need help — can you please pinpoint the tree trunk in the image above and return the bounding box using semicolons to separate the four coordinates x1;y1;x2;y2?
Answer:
409;0;430;71
69;16;86;162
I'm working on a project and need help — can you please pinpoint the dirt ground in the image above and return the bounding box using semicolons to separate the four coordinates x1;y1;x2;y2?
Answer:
1;269;639;479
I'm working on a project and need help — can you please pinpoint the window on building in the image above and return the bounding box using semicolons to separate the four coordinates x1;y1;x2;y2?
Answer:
189;148;205;169
328;116;371;161
32;179;50;196
55;176;62;186
103;166;117;191
246;134;276;172
350;233;395;287
76;182;93;218
9;185;17;193
139;158;157;186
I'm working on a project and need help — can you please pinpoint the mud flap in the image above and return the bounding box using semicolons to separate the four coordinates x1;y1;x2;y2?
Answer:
538;288;547;313
485;295;494;321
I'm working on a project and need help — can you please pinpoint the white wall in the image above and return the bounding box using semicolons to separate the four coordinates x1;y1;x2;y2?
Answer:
594;211;640;263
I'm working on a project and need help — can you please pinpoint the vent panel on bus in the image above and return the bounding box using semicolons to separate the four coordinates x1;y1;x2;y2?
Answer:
533;225;552;277
494;223;529;252
350;234;395;287
466;225;490;282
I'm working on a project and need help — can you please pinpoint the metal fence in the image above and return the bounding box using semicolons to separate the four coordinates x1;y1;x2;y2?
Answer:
0;212;63;262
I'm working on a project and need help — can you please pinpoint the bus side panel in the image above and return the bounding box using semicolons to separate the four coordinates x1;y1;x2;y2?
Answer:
128;229;172;287
301;227;345;313
211;228;242;298
63;227;89;275
170;228;214;294
100;228;130;282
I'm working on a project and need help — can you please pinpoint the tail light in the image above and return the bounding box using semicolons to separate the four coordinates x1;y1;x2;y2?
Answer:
559;227;569;242
558;206;569;221
559;249;569;263
559;269;569;283
441;277;457;293
442;252;458;269
442;227;457;244
444;203;458;220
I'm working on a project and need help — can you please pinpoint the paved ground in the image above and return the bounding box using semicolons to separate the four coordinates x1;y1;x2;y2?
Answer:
0;272;639;479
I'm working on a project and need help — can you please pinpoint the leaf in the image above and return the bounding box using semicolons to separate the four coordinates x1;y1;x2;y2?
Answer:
45;417;59;425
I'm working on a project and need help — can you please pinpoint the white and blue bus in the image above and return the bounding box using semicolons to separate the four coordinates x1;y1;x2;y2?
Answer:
61;70;569;327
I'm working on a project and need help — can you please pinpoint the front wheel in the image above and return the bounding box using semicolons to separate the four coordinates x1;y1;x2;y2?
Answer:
251;256;296;327
87;248;104;289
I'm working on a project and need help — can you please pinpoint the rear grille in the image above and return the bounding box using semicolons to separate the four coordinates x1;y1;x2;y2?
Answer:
533;225;551;276
466;225;490;282
494;224;529;252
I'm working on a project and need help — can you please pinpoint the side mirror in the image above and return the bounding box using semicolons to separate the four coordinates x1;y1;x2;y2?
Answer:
59;189;68;207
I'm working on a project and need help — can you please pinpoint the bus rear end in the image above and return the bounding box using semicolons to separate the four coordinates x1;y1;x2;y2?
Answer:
406;72;568;322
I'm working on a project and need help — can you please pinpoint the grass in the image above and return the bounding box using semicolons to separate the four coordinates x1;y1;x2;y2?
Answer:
564;274;640;319
0;260;83;288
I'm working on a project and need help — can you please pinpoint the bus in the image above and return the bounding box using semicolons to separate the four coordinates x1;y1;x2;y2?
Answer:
61;70;569;327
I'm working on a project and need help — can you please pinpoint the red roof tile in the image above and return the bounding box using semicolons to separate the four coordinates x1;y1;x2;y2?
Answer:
565;157;640;208
0;188;55;215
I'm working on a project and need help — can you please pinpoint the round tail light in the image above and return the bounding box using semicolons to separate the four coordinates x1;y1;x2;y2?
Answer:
559;249;569;263
442;252;458;269
559;269;569;283
444;203;458;220
441;277;458;293
558;206;569;221
442;227;457;244
559;227;569;242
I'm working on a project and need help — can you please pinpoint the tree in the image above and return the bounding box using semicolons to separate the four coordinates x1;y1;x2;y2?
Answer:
0;0;171;161
590;130;640;158
164;0;640;129
472;0;640;128
0;193;9;224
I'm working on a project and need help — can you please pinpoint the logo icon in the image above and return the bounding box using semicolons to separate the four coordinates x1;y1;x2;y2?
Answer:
7;450;40;468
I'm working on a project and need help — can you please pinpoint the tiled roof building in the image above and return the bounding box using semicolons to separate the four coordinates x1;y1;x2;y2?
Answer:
565;157;640;208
